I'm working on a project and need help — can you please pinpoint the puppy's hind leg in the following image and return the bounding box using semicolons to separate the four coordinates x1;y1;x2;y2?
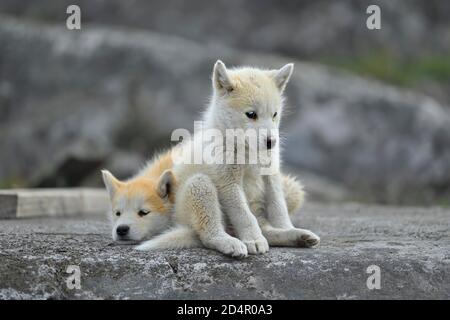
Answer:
179;174;248;258
260;173;319;248
258;218;320;248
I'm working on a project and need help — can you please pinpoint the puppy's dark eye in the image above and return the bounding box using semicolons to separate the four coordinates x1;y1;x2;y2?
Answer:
115;211;121;217
273;112;278;118
245;111;258;120
138;209;150;217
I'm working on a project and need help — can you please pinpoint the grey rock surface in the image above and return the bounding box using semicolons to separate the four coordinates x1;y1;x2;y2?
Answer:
1;0;449;59
1;17;449;204
4;0;450;107
0;203;449;299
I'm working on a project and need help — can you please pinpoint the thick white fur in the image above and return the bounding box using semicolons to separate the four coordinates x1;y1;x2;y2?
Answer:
135;225;201;250
137;61;320;257
135;175;312;251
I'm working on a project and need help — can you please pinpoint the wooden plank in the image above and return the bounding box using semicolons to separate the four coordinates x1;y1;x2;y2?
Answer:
0;188;109;219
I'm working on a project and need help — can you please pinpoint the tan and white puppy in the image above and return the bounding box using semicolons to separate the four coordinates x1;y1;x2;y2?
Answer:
101;150;193;244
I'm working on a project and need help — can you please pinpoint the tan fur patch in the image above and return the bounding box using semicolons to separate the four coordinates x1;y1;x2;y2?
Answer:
141;150;174;180
111;149;176;214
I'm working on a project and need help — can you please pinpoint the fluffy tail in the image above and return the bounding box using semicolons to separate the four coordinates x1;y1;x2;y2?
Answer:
134;225;201;251
282;174;306;214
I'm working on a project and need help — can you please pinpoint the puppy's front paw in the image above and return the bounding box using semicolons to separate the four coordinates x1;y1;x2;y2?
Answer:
294;229;320;248
218;237;248;258
243;235;269;255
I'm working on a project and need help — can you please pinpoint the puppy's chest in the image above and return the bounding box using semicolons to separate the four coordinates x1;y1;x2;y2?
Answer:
242;168;265;205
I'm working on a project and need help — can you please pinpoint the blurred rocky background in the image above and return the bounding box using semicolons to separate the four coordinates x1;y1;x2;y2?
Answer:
0;0;449;205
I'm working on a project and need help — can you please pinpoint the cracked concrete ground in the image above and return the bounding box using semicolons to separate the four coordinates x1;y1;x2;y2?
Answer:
0;202;449;299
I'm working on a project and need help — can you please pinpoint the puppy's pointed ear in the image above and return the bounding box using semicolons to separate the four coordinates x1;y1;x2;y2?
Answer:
212;60;234;93
157;170;175;200
101;170;122;199
270;63;294;92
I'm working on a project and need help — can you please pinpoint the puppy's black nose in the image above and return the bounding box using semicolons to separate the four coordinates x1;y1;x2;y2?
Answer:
266;137;276;150
116;225;130;236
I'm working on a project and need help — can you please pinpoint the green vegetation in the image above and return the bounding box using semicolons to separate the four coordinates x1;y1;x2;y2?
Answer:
320;52;450;87
0;177;26;189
